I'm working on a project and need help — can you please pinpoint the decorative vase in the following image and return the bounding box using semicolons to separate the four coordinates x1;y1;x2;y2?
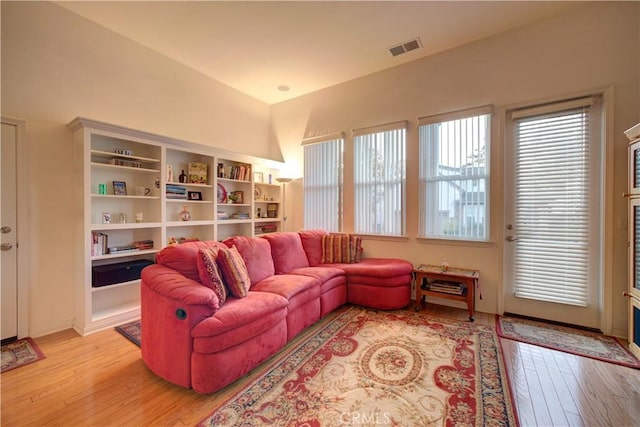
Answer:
179;205;191;221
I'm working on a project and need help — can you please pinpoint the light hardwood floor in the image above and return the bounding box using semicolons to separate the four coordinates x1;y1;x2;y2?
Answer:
2;305;639;426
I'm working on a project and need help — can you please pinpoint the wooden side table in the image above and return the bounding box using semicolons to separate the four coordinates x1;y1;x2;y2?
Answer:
414;264;479;322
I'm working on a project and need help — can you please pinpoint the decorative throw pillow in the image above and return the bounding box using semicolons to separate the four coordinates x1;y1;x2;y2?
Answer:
321;233;363;264
216;246;251;298
197;247;228;305
322;234;349;264
349;234;363;263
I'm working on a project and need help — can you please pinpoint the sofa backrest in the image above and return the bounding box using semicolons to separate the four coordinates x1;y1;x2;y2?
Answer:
156;240;226;282
223;235;275;284
298;229;329;267
262;232;310;274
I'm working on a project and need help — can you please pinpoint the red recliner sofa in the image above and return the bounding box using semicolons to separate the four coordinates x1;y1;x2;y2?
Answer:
140;230;412;393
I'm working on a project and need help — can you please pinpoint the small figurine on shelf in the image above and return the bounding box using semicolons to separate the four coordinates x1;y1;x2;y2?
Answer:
167;165;174;183
179;205;191;221
179;169;188;183
256;208;262;218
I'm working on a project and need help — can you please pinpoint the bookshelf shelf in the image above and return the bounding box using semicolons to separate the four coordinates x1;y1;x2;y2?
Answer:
70;117;284;335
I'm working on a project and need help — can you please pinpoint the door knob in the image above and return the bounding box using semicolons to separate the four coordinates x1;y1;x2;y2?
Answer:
1;243;13;251
506;235;518;242
1;226;11;234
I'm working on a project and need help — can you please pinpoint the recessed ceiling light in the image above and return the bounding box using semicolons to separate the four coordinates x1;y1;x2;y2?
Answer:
278;85;290;92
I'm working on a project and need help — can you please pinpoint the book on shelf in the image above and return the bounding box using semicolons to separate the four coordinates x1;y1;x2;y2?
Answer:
166;184;188;199
133;239;154;250
91;232;108;256
107;245;139;254
230;212;250;219
225;164;252;181
426;280;465;295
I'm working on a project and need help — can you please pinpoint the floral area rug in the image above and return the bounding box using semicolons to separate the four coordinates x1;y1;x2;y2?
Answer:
497;316;640;369
115;320;141;347
200;306;518;427
1;337;46;373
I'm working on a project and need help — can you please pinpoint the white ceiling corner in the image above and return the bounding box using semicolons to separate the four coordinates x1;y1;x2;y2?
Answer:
56;1;582;105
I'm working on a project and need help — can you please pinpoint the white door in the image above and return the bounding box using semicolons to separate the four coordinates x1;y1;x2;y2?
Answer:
1;122;18;341
504;97;602;328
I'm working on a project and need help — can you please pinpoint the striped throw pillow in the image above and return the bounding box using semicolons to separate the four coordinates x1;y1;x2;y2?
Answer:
197;247;228;305
322;234;363;264
216;246;251;298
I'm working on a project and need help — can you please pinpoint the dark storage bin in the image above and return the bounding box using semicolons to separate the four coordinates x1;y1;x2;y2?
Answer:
92;259;154;287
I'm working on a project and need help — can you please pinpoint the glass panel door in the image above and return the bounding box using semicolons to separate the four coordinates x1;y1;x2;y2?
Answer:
629;141;640;195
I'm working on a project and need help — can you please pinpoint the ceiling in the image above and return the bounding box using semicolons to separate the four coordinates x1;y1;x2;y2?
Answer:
56;1;581;105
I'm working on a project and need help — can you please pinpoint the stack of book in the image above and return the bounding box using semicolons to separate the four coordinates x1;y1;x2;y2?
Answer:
226;164;251;181
166;184;187;199
107;245;139;254
230;212;250;220
427;280;465;295
91;232;108;256
133;240;154;250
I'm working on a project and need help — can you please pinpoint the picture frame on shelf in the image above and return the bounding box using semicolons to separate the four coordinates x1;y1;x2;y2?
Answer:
254;171;264;183
112;181;127;196
188;162;208;184
188;191;202;201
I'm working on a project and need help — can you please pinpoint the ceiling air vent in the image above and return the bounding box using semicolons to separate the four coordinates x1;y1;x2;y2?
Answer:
388;37;422;57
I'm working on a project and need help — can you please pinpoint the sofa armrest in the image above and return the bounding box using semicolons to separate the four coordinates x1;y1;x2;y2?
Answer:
141;264;220;310
140;264;218;389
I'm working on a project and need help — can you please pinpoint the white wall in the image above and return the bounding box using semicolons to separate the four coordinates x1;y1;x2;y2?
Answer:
1;2;274;337
2;1;638;338
271;2;640;335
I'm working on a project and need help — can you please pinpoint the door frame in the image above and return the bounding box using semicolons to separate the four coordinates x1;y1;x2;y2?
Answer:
499;87;615;335
1;117;29;339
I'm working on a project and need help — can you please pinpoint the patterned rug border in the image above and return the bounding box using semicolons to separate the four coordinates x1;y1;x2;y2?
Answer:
1;337;46;373
496;315;640;369
115;321;141;347
199;306;520;426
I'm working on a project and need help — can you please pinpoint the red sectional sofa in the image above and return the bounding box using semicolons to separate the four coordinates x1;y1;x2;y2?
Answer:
140;230;413;393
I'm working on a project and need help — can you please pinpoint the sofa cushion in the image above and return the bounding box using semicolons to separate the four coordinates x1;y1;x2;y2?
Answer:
298;229;329;266
262;232;310;274
288;266;345;285
321;233;363;264
324;258;413;277
192;291;288;354
250;274;320;311
223;236;275;284
196;247;228;304
216;246;251;298
156;240;226;282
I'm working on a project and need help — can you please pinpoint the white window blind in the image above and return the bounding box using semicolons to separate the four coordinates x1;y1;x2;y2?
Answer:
419;107;491;240
303;136;343;232
511;98;597;306
353;123;406;236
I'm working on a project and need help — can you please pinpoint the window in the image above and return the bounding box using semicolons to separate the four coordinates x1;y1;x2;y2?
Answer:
303;134;344;232
419;106;492;241
510;97;601;306
353;122;406;236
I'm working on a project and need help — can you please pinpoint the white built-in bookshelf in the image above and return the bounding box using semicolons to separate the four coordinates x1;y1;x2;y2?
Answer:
69;117;283;335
